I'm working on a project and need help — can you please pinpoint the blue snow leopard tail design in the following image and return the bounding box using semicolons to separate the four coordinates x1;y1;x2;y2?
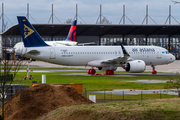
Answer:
17;16;49;47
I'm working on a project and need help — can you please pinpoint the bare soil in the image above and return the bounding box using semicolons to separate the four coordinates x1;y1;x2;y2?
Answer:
0;84;93;120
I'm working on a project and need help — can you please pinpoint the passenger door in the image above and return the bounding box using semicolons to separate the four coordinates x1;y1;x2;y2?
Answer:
50;48;56;59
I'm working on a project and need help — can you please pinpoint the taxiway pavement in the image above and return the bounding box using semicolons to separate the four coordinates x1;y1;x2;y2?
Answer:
28;60;180;73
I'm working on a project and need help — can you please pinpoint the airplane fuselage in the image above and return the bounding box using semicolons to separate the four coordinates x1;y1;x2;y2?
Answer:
20;45;175;67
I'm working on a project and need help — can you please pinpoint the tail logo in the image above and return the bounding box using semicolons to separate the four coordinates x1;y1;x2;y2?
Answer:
24;24;34;39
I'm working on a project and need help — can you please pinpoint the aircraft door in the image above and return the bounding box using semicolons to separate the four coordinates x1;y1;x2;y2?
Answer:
50;48;56;59
156;48;162;59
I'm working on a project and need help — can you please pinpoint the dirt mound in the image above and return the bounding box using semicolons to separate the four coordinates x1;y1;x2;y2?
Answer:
0;84;93;120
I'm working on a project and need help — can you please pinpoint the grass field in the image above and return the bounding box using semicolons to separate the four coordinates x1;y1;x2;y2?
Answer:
37;98;180;120
9;67;180;119
8;68;178;102
12;68;175;91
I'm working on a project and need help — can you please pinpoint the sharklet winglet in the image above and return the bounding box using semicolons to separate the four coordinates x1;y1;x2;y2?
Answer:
120;44;130;57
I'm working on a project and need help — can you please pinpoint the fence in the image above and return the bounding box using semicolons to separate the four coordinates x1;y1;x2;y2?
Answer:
0;84;27;105
84;89;179;103
0;87;179;104
0;74;13;82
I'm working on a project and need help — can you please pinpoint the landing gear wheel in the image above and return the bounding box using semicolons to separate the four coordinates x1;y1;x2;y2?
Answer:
106;70;114;75
152;70;157;74
151;65;157;74
90;69;96;75
106;70;109;75
87;69;96;75
87;69;91;74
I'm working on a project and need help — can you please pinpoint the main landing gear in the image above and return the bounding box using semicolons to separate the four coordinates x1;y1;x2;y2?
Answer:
106;70;114;75
87;69;114;75
151;65;157;74
87;69;96;75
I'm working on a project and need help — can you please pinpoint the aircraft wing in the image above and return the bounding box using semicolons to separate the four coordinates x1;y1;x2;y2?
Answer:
87;55;129;67
102;56;129;64
103;44;131;64
87;44;130;66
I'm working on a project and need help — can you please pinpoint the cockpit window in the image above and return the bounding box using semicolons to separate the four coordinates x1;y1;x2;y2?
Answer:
165;51;169;54
162;51;170;54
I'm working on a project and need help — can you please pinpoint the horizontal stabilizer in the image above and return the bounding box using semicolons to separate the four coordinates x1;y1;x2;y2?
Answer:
27;50;40;55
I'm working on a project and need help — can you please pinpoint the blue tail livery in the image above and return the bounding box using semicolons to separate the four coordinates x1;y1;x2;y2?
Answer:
66;20;77;41
17;16;49;47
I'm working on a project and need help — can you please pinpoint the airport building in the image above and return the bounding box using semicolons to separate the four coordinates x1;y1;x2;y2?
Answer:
0;4;180;59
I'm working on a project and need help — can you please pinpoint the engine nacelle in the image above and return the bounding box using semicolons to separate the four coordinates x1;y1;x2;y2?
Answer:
125;60;146;73
98;67;117;71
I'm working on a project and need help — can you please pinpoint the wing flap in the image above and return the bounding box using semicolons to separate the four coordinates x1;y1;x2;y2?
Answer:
102;44;130;64
87;44;131;66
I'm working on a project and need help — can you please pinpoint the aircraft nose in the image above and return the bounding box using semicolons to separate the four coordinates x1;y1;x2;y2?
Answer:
170;54;175;62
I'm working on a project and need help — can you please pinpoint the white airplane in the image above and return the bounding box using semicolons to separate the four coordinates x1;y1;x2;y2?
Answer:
16;16;175;75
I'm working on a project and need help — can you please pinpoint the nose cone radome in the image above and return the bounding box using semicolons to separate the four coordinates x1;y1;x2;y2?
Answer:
170;54;176;63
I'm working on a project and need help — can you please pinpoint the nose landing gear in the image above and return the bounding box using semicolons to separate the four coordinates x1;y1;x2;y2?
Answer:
151;65;157;74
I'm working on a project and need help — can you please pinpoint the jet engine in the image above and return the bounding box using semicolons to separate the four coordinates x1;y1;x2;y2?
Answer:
98;67;117;71
125;60;146;73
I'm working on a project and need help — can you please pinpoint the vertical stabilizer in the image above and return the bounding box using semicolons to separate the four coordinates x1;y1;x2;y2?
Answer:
17;16;49;47
66;20;77;41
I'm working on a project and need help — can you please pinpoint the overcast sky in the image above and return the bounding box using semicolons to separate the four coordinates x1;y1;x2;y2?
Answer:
1;0;180;29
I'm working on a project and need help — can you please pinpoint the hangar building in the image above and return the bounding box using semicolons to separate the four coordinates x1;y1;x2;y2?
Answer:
1;24;180;59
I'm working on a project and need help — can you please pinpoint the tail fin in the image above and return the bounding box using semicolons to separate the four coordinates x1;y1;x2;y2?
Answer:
17;16;49;47
66;20;77;41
